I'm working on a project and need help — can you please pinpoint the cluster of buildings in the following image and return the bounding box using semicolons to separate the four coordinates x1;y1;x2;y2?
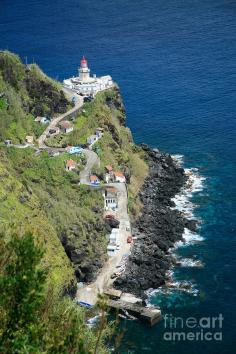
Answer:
103;186;120;256
63;56;113;96
89;165;126;187
105;165;126;183
35;116;74;135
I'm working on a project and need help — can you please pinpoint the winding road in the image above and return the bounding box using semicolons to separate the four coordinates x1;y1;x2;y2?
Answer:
38;92;83;149
6;87;130;304
80;149;100;184
36;88;101;184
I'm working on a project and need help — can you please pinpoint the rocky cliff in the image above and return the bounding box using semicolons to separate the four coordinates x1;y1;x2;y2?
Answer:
114;146;196;297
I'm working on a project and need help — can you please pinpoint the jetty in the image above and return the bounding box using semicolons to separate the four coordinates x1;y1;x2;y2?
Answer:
107;299;161;326
104;289;162;326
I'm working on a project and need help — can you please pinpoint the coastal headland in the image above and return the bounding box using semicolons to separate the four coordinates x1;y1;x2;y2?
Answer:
0;51;198;322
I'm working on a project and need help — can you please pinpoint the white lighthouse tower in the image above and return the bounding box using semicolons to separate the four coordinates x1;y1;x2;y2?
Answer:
78;56;91;82
63;55;113;95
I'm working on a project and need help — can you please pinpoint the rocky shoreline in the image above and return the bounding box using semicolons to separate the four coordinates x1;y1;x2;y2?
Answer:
114;145;197;298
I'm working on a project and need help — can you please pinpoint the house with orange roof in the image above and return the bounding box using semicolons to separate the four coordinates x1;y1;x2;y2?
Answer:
90;175;100;186
65;159;77;171
114;171;126;183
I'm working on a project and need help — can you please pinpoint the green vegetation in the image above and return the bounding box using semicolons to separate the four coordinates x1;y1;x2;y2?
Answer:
0;50;149;351
0;149;74;289
0;232;112;353
46;87;149;217
0;146;108;283
0;51;71;143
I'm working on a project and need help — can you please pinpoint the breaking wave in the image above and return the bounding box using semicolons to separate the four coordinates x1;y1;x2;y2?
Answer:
174;228;204;248
176;257;204;268
148;155;206;303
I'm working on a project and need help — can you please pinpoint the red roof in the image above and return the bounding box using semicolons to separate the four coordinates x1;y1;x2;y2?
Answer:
114;171;125;178
90;175;99;181
66;159;75;167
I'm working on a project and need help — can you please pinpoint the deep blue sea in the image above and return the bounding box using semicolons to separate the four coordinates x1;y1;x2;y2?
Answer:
1;0;236;353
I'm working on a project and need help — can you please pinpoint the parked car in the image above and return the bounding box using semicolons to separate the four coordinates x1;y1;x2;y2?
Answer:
49;129;57;134
105;214;115;220
84;96;93;103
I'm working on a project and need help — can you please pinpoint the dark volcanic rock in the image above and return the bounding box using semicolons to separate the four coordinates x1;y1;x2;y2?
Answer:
114;147;190;298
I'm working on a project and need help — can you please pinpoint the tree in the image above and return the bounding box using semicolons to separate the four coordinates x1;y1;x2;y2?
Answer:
0;232;46;353
0;233;113;353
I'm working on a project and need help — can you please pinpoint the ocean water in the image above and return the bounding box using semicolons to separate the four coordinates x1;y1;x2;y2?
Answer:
1;0;236;353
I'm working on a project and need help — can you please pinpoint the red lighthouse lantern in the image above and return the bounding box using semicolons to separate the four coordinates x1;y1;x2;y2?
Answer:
80;56;88;68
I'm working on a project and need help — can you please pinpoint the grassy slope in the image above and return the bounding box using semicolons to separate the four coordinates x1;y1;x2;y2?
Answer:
0;51;148;293
47;87;149;218
0;150;74;289
0;51;71;143
1;146;108;283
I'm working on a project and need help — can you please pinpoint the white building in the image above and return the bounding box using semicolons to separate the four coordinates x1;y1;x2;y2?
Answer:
114;171;126;183
59;121;74;134
104;187;118;210
87;134;98;145
110;228;120;245
63;56;113;96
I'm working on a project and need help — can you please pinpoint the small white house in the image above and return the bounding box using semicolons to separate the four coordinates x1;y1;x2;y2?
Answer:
4;139;12;145
25;135;34;145
35;116;50;124
65;159;77;171
59;121;74;134
90;175;100;185
104;187;118;210
105;165;113;183
110;228;120;245
87;134;98;145
114;171;126;183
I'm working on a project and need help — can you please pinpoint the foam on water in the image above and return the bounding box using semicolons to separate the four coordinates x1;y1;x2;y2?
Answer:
148;156;206;304
146;280;199;301
174;228;204;248
177;257;204;268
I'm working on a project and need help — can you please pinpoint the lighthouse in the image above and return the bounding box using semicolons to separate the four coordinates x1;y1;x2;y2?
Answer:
63;55;113;95
78;56;91;82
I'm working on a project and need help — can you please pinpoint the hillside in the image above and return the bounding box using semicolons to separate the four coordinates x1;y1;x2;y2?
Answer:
46;87;149;217
0;51;71;143
0;51;149;293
